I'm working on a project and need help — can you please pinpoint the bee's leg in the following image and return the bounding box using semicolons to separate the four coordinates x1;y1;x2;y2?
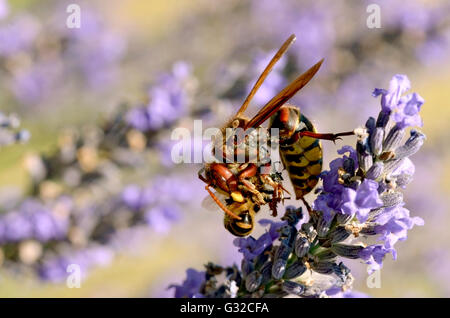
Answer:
298;131;354;143
261;175;285;199
268;201;278;217
238;164;265;205
240;180;265;206
205;185;241;220
260;174;285;217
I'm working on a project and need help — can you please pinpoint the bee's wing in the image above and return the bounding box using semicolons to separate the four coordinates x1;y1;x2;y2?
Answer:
236;34;296;117
201;192;228;211
244;58;324;130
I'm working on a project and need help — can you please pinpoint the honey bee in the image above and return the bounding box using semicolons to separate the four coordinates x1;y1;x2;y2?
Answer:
199;34;353;236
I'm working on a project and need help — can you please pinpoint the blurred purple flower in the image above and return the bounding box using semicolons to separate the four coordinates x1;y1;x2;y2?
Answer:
0;212;33;242
0;199;70;243
38;245;114;282
10;61;63;105
121;184;154;211
367;0;434;32
0;14;39;57
145;205;181;234
64;9;126;88
169;268;205;298
127;62;192;131
251;0;335;68
416;34;450;66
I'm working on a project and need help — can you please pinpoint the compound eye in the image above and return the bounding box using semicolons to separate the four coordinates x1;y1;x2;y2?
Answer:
232;119;240;128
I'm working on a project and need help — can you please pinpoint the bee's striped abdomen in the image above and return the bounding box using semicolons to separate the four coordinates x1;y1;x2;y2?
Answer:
272;107;322;199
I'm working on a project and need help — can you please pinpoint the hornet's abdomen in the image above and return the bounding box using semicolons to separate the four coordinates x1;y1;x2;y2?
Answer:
269;105;323;199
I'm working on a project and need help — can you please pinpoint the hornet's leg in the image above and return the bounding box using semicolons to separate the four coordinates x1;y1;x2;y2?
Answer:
301;197;319;220
298;131;354;143
260;174;288;217
205;185;241;220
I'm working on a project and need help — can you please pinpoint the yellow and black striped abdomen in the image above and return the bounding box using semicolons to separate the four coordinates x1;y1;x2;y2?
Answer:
278;113;323;199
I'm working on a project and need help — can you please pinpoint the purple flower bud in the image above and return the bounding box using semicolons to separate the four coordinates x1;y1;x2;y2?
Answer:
396;173;413;188
317;215;333;238
343;157;356;176
331;244;364;259
284;261;307;279
380;191;403;207
259;261;273;285
274;241;292;261
365;117;376;134
329;226;351;244
241;259;254;277
370;128;384;156
360;153;373;172
282;281;305;296
272;258;287;280
315;248;337;260
294;235;310;257
278;224;296;247
365;162;384;180
383;125;405;152
311;261;335;274
383;158;405;175
301;223;317;241
336;212;352;224
395;130;425;159
375;110;390;128
245;271;262;292
333;262;351;283
282;206;303;225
